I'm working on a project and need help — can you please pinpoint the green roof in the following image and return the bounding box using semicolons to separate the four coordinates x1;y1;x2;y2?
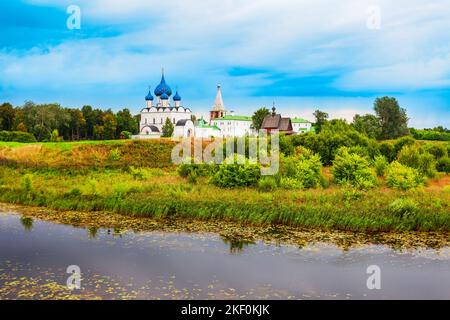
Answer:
213;115;252;121
291;117;312;123
196;120;221;130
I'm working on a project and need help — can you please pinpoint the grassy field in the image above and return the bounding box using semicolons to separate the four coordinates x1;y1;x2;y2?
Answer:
0;139;449;233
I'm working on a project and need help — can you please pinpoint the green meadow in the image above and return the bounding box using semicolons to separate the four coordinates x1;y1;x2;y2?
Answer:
0;137;448;233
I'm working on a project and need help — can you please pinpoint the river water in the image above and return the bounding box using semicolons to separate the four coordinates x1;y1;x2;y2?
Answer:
0;211;449;300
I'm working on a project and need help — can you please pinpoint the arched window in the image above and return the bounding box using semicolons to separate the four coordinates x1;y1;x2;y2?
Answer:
153;118;155;124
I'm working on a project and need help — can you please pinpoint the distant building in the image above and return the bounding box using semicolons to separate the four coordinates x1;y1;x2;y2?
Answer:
138;70;193;138
195;119;222;138
134;72;313;139
291;118;313;134
211;115;254;137
209;85;226;122
261;107;294;135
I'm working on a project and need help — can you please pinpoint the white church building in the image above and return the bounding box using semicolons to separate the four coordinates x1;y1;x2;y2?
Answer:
137;70;194;138
134;71;313;139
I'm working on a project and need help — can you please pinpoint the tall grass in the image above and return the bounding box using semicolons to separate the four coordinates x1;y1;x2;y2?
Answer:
0;166;448;232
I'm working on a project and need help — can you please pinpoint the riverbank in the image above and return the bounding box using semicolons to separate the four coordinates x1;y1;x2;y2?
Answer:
1;203;449;250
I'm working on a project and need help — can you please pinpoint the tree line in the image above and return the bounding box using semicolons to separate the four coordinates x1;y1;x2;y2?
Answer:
0;101;139;141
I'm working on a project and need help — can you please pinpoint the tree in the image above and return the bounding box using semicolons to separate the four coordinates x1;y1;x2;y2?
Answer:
81;105;95;139
0;103;15;131
352;114;381;139
102;112;117;140
161;117;174;137
50;129;60;142
251;107;270;130
374;97;409;140
116;108;137;135
313;110;329;133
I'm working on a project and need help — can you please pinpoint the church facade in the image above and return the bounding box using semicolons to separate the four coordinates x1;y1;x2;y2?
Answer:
138;70;194;137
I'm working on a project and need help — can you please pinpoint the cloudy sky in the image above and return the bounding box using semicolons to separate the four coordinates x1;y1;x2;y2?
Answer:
1;0;449;127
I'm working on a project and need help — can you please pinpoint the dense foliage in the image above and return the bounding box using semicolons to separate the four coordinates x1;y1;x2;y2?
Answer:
410;128;450;141
0;131;37;143
0;102;139;141
331;148;377;189
385;161;424;190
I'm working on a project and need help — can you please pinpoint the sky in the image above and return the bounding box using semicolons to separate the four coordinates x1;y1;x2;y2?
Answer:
0;0;449;128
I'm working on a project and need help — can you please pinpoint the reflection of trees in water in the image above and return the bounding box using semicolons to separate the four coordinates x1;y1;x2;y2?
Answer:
20;217;33;231
87;226;98;239
221;236;255;254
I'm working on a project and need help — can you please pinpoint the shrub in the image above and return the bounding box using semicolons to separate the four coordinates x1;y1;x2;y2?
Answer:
0;131;37;143
120;131;132;139
177;160;213;178
385;161;424;190
373;155;388;177
212;161;261;188
389;198;419;219
109;148;121;161
290;123;379;165
397;144;437;178
279;150;323;189
436;157;450;173
332;149;377;189
423;143;447;159
257;176;278;192
279;177;303;190
129;166;149;180
187;171;198;184
394;136;416;155
379;141;396;162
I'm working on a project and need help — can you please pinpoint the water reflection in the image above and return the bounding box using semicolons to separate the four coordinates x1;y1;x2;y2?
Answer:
1;212;450;300
221;236;255;254
20;216;33;231
87;226;98;239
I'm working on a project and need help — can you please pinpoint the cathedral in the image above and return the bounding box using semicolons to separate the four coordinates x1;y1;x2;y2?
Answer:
139;70;194;137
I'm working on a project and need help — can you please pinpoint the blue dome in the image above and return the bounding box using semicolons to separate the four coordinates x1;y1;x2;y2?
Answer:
154;73;172;97
145;88;154;101
160;92;169;100
173;91;181;101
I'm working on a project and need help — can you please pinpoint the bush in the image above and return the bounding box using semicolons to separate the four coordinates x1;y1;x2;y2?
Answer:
129;166;149;180
109;148;121;161
121;131;132;139
379;141;396;162
279;177;303;190
212;161;261;188
373;155;388;177
423;143;447;159
290;122;379;165
177;160;214;178
257;176;278;192
385;161;424;190
394;136;416;155
397;144;437;178
436;157;450;173
411;129;450;141
332;149;377;189
187;171;198;184
278;150;323;189
0;131;37;143
389;198;419;219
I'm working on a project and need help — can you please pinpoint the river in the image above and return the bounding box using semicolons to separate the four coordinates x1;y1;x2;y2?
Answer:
0;211;449;299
